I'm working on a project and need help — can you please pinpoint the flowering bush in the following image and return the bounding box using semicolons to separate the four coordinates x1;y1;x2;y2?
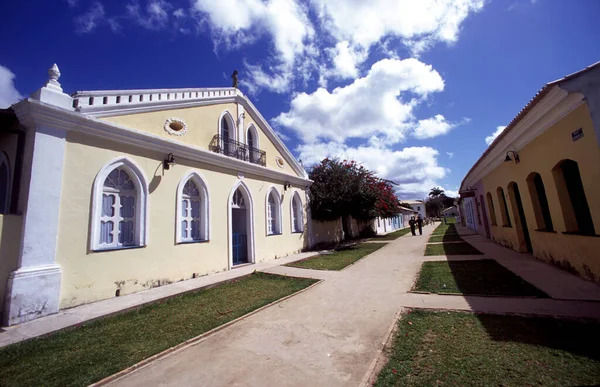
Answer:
308;158;401;220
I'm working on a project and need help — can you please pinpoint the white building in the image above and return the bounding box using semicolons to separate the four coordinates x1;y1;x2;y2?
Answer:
403;200;426;219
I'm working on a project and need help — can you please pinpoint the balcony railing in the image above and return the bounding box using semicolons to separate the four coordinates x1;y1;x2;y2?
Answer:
209;134;266;166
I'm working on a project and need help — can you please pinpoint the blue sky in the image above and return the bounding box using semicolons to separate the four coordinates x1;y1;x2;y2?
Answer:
1;0;599;199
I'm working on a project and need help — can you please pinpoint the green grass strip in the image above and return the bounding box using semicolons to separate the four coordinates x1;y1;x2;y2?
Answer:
374;227;412;240
413;260;548;297
425;242;482;256
287;243;386;270
428;234;463;243
375;310;600;386
0;273;317;387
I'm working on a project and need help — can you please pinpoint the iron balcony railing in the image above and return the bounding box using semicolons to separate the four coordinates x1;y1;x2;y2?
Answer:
209;134;266;166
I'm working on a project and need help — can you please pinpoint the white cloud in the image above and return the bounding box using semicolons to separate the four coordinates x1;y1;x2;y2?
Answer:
193;0;313;64
173;8;185;18
192;0;314;92
485;125;506;145
74;2;121;33
296;141;448;199
75;2;105;33
66;0;79;7
329;41;368;79
311;0;484;56
127;0;170;30
446;152;454;158
413;115;454;139
0;65;23;108
274;58;444;144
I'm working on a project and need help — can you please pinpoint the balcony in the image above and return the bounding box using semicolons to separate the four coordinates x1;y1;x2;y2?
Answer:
209;134;266;166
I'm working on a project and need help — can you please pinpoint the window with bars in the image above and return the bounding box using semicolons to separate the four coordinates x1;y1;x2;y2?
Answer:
181;180;203;241
177;174;209;243
99;168;137;248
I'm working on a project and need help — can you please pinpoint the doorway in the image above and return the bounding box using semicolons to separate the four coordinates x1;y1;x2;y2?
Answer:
230;186;253;266
509;182;533;253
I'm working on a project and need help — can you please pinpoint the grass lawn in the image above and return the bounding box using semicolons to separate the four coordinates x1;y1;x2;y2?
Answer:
0;273;317;387
286;243;386;270
430;224;457;235
412;260;548;297
425;242;482;256
375;310;600;387
427;234;463;243
375;227;412;240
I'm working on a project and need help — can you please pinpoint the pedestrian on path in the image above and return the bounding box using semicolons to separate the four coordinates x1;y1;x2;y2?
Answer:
416;215;423;235
409;216;416;236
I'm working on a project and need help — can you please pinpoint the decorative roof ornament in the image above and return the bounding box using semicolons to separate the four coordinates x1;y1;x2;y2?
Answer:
45;63;63;92
231;70;239;88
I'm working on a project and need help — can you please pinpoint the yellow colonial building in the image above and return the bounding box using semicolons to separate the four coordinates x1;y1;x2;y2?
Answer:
0;65;311;325
460;61;600;283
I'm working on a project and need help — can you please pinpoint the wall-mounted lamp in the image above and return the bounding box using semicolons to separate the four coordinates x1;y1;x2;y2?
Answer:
504;151;520;164
283;181;291;191
163;153;176;170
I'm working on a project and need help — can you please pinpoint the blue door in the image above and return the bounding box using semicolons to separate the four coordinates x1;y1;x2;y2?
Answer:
232;233;248;265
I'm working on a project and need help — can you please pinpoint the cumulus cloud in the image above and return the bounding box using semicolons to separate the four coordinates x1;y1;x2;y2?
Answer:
485;125;506;145
312;0;484;57
446;152;454;158
193;0;313;63
274;58;444;143
296;141;447;199
328;41;368;79
0;65;23;108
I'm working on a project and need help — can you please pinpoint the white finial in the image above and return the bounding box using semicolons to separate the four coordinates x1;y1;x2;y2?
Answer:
45;63;62;91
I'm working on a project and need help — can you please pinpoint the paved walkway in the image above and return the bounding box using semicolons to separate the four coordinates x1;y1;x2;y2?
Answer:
108;225;438;387
0;252;320;348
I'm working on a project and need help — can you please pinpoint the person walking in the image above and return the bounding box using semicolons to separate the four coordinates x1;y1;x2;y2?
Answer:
409;216;416;236
416;215;424;235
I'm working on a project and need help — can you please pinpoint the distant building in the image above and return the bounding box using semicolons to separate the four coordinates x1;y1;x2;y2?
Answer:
442;206;459;217
374;206;415;234
403;200;426;219
459;61;600;283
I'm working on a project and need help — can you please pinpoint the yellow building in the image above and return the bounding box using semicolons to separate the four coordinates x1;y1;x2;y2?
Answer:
460;61;600;283
0;65;311;325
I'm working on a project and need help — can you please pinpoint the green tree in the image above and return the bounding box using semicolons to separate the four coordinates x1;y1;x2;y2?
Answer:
308;158;401;220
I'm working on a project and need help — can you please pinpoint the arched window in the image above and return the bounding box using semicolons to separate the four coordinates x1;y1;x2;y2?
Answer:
247;125;260;163
526;172;553;231
219;111;236;156
177;172;209;243
91;158;148;251
486;192;497;225
266;188;282;235
0;152;10;214
497;187;511;227
552;159;595;235
291;192;303;233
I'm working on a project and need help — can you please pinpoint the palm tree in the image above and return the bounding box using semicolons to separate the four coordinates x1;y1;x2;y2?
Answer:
429;187;445;198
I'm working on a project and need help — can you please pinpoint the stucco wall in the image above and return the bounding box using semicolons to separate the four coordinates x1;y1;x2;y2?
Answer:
310;218;343;247
101;102;299;177
56;131;307;308
482;103;600;281
0;215;22;313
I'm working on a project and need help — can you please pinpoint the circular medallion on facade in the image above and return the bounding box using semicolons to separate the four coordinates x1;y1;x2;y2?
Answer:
164;118;187;136
276;156;285;168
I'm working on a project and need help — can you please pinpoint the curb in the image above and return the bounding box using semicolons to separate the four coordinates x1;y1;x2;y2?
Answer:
359;308;405;387
89;278;324;386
